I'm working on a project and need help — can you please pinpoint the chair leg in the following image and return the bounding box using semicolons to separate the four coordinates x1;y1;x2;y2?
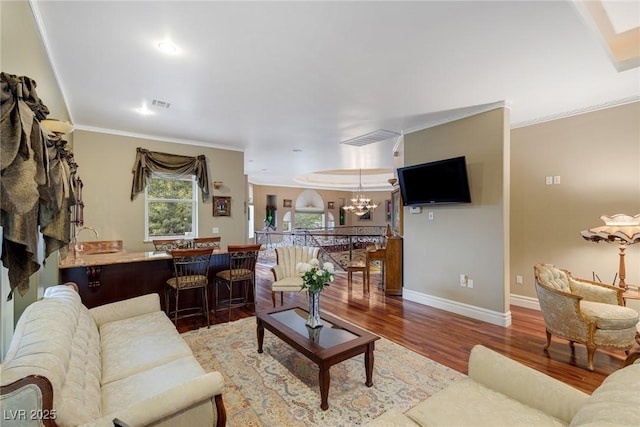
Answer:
280;292;283;306
586;344;596;371
272;291;276;307
214;279;219;317
203;286;210;328
174;289;179;326
228;282;232;323
543;330;552;351
165;287;170;317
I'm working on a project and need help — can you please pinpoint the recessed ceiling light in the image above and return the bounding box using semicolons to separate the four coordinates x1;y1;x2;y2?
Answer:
292;149;302;152
157;41;177;54
134;103;154;115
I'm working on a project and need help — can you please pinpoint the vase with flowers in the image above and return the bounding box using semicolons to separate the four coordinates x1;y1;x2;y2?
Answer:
297;258;334;328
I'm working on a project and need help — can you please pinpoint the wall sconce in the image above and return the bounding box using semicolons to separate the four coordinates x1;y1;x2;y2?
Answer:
41;118;74;136
213;181;223;190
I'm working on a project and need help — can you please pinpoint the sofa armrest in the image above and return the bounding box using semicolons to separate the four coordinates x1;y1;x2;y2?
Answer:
89;294;161;327
80;372;225;427
468;345;588;424
0;375;57;427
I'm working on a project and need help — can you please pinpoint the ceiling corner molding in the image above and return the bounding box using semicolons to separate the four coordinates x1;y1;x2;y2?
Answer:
72;124;244;152
403;101;508;135
511;96;640;129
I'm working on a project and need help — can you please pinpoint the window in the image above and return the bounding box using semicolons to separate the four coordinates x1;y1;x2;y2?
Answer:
145;176;198;240
294;212;325;229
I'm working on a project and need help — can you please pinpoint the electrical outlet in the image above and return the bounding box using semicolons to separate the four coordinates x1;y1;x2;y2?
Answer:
516;275;523;285
467;279;474;288
428;211;434;220
553;175;561;184
459;274;467;287
211;227;219;234
545;176;553;185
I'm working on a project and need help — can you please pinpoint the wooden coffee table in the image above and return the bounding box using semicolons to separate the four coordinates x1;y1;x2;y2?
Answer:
256;304;380;410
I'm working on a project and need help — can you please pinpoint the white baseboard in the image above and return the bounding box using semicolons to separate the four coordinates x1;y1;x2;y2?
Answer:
509;294;540;311
403;289;513;327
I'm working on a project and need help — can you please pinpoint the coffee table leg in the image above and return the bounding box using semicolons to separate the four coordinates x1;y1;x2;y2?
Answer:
319;366;330;410
257;319;264;353
365;343;374;387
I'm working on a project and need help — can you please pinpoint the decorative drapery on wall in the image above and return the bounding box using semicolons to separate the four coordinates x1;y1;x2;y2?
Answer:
130;147;210;201
0;72;79;300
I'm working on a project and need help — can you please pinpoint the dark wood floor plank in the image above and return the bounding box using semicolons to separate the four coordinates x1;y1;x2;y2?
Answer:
178;263;626;394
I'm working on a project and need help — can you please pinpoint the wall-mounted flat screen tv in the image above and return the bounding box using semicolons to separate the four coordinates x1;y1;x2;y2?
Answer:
397;156;471;206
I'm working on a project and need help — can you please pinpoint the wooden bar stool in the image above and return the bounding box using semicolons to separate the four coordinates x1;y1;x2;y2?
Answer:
347;261;369;294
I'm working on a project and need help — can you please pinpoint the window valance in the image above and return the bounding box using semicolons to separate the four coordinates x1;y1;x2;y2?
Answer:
130;147;210;201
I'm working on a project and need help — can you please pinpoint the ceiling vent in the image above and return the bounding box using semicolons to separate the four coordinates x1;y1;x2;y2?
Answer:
152;99;171;109
340;129;400;147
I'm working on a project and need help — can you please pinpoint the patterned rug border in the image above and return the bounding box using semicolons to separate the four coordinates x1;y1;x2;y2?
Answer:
182;316;464;426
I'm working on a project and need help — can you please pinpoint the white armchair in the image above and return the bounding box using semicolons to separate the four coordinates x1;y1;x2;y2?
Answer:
533;263;639;371
271;246;320;306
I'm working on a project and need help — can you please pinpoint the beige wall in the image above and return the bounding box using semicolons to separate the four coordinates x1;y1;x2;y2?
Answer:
1;0;72;325
72;130;246;252
402;108;509;318
510;102;640;301
251;185;391;233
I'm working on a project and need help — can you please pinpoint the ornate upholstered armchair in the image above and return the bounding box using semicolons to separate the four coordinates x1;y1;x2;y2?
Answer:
533;263;639;371
271;246;320;306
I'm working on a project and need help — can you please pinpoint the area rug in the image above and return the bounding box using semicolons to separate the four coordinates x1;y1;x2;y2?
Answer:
181;317;464;426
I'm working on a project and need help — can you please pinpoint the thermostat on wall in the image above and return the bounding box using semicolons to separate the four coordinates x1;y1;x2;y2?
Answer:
409;206;422;214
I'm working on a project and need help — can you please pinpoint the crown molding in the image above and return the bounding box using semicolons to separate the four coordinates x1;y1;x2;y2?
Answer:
511;96;639;129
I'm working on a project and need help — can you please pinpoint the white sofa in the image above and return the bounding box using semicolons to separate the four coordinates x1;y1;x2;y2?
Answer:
0;284;225;427
369;344;640;426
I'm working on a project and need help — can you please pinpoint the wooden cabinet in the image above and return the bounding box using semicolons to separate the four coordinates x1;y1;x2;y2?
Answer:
383;236;403;295
366;235;403;296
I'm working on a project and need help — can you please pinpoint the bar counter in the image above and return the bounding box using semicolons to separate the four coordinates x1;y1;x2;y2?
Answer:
59;249;235;310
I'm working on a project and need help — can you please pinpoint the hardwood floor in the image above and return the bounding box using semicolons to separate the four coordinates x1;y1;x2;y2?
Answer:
179;262;628;394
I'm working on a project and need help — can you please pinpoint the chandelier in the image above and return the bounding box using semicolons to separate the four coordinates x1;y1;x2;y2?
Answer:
342;169;378;216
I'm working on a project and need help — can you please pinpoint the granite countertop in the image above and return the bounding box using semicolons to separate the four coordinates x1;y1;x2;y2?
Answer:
58;250;171;269
58;247;228;269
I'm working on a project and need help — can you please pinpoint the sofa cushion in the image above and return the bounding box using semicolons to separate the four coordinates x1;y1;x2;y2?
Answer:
101;356;207;415
99;311;193;384
404;378;567;427
272;276;304;291
580;301;639;330
570;362;640;427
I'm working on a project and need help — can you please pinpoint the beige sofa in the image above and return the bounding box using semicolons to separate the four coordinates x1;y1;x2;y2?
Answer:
369;344;640;426
0;284;225;427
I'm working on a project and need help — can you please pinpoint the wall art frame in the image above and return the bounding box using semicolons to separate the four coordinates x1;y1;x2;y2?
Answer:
213;196;231;216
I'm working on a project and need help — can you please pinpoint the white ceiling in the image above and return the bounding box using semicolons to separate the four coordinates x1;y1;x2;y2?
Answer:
31;0;640;190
